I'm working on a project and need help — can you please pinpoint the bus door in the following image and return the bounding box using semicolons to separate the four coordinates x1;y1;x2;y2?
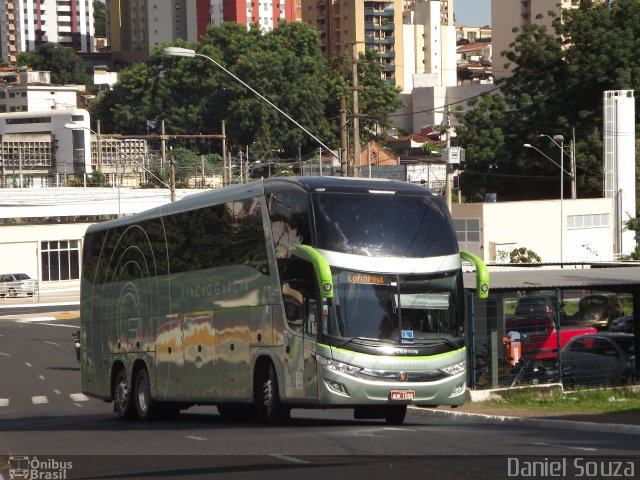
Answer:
281;276;319;400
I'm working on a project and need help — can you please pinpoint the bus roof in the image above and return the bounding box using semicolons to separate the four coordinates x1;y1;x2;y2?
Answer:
85;177;440;234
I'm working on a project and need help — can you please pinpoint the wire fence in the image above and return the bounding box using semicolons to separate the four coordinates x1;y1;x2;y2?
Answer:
468;289;636;390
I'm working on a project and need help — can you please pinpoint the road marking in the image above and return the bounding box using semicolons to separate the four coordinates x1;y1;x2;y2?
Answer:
53;389;61;395
38;375;45;380
184;435;208;441
270;454;310;464
0;352;9;357
32;396;48;404
0;398;9;407
25;362;32;367
17;317;57;323
533;442;597;452
69;393;89;402
43;341;59;346
39;323;78;328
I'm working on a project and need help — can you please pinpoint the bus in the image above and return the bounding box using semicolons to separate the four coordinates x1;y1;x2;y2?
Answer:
80;176;489;424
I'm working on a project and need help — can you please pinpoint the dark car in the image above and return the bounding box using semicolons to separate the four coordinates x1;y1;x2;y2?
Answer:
608;315;634;334
0;273;38;297
561;333;636;387
573;294;624;330
513;295;567;324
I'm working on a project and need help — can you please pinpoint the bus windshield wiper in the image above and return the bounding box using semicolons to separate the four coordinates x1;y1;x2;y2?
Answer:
337;337;396;348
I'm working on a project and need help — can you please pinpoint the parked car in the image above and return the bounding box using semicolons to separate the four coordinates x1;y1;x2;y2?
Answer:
561;332;636;387
572;293;624;330
513;295;568;324
608;315;635;334
505;315;596;363
0;273;38;297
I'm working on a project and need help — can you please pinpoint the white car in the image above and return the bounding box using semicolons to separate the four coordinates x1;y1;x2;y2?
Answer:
0;273;38;297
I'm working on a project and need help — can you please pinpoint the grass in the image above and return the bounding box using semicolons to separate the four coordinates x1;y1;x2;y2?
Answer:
486;386;640;414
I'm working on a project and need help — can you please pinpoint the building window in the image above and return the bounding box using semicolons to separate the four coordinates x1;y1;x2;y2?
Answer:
40;240;81;282
454;218;480;242
567;214;610;229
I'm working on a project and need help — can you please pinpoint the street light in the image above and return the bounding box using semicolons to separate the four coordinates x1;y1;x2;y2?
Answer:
524;142;572;264
538;134;576;199
163;47;339;162
65;123;173;215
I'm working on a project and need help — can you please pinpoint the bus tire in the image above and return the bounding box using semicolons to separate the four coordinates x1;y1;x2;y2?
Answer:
134;367;155;421
384;405;407;425
258;364;290;424
113;368;135;420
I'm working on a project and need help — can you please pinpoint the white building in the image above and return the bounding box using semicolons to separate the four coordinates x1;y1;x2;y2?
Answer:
0;0;95;64
0;77;86;113
0;109;91;186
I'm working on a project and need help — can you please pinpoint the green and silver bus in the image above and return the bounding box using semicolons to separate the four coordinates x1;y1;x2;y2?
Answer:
80;176;489;424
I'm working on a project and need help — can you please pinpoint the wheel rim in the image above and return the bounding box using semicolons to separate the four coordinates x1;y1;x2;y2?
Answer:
115;378;128;413
137;374;149;415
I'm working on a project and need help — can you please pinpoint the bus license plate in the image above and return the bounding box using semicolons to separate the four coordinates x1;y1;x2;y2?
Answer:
390;390;415;400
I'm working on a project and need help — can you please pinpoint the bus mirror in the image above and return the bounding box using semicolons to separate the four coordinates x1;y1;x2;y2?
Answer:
292;244;334;299
460;250;490;300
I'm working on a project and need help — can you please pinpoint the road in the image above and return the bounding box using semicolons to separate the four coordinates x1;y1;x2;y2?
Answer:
0;313;638;480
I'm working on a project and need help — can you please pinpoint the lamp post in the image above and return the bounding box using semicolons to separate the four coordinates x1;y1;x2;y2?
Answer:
538;134;576;199
524;142;572;264
65;124;173;215
163;47;339;163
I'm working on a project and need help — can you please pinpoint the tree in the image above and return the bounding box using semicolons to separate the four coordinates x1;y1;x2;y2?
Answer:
18;43;91;85
94;0;106;38
90;22;403;162
456;0;640;202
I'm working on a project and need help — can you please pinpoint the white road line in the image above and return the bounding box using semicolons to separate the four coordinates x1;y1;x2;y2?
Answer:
38;375;45;380
533;442;597;452
69;393;89;402
17;317;57;323
269;454;310;464
0;398;9;407
40;323;78;328
32;396;49;404
0;352;10;356
184;435;208;441
53;389;61;395
74;403;84;407
43;341;59;346
25;362;32;367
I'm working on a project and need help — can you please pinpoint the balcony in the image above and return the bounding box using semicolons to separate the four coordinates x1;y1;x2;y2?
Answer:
365;21;395;30
364;7;394;17
364;36;394;45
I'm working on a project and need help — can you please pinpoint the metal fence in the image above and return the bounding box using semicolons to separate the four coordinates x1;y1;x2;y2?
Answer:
468;289;636;390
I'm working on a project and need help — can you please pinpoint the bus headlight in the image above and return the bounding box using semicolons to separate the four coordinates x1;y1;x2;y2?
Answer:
315;354;362;375
439;360;466;376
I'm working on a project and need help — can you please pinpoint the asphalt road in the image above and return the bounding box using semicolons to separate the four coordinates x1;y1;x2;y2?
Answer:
1;313;639;480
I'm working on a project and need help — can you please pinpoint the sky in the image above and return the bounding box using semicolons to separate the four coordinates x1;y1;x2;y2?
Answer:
455;0;491;27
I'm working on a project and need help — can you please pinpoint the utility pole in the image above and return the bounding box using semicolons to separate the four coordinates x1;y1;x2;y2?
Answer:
444;107;453;211
161;120;166;171
222;120;227;187
352;43;360;178
96;119;102;169
571;127;577;199
340;96;348;177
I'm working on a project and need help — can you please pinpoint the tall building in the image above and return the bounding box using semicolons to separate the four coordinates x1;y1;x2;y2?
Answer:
107;0;300;65
491;0;581;80
0;0;95;65
302;0;405;88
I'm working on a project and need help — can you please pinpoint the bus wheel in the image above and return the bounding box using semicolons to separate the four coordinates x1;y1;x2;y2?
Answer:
113;368;135;420
134;367;155;421
259;364;290;424
384;405;407;425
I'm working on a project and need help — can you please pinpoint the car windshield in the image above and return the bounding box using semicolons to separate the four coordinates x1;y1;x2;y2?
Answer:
14;274;30;280
326;268;464;344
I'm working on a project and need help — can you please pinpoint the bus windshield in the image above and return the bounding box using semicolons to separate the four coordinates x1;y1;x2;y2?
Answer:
328;269;464;344
312;192;458;257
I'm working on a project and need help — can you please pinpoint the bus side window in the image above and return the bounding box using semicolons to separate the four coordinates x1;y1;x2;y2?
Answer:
283;281;305;333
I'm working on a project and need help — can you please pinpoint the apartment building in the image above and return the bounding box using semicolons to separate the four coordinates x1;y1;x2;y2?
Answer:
0;0;95;65
491;0;580;80
0;70;86;113
107;0;300;65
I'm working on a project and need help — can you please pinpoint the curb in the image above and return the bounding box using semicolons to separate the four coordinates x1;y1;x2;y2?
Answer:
411;406;640;435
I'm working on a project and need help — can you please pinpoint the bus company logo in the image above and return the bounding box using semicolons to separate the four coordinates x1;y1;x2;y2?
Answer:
346;275;385;285
9;456;73;479
392;348;419;355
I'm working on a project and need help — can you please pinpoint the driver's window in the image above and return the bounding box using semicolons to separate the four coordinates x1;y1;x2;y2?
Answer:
280;258;319;338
